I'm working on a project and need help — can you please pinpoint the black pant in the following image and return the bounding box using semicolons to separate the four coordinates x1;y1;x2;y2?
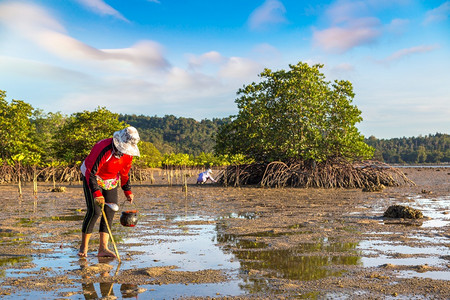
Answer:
81;175;118;234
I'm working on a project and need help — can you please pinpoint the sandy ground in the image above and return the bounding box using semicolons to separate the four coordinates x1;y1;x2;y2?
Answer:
0;167;449;299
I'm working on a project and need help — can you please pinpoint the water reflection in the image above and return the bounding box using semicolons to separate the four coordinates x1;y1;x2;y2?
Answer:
82;281;115;299
16;218;35;227
79;258;144;299
0;230;23;238
236;249;358;280
120;283;140;298
0;256;32;268
82;282;142;299
0;230;27;246
0;255;33;279
217;227;361;284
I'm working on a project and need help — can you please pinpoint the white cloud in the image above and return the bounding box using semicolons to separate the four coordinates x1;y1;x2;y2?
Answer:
251;43;282;63
313;17;381;53
102;41;170;69
219;57;262;81
55;70;231;117
313;0;384;53
248;0;287;30
379;45;438;63
166;67;199;89
0;2;168;70
187;51;225;69
0;55;89;81
325;0;368;25
0;2;264;119
187;51;262;82
0;2;65;33
313;0;414;53
358;93;450;138
331;62;354;72
75;0;128;21
424;1;450;24
386;18;409;35
53;53;261;114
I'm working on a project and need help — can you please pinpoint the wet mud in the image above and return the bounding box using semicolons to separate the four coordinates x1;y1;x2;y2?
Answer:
0;167;449;299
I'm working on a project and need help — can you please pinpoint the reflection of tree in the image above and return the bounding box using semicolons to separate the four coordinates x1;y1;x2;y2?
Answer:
235;248;359;280
0;256;32;267
216;222;361;294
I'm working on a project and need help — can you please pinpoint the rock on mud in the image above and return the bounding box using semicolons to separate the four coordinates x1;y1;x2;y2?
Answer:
383;205;423;219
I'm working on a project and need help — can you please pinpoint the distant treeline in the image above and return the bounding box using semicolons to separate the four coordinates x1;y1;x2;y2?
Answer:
365;133;449;164
121;115;449;164
119;114;230;155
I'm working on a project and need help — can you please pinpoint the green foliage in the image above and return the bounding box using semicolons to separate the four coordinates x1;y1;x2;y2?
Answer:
227;154;255;165
53;107;128;164
158;152;253;168
365;133;450;164
161;153;193;167
215;62;374;163
1;88;446;174
0;90;41;166
134;141;163;168
31;109;66;164
192;153;253;167
0;90;259;172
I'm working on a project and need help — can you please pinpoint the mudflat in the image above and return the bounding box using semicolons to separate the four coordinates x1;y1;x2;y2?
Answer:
0;167;449;299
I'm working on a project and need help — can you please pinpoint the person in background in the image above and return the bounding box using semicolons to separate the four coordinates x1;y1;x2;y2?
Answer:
197;168;216;184
78;126;140;258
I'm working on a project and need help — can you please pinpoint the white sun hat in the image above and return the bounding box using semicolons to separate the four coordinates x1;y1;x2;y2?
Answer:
113;126;140;156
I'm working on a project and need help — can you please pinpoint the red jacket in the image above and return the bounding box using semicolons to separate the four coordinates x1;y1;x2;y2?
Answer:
81;138;133;198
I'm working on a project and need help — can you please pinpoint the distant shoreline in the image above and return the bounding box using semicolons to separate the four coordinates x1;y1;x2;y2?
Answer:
394;164;450;168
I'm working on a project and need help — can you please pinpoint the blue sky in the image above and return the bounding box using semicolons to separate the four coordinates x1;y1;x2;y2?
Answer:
0;0;448;138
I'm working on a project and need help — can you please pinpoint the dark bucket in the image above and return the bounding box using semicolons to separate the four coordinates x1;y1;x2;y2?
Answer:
120;210;138;227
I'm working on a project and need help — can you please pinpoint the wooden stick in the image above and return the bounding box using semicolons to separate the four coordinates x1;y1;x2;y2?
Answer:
101;204;121;262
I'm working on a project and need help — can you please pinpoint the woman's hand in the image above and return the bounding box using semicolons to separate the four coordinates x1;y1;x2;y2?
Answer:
94;196;105;206
126;193;134;203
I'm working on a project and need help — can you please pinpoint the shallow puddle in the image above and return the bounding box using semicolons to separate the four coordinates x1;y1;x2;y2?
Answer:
1;181;449;298
126;215;241;271
399;270;450;281
407;196;450;227
374;195;450;228
219;212;260;220
77;281;243;299
1;214;247;298
0;256;32;269
361;195;450;280
218;229;362;282
108;214;245;298
0;212;366;298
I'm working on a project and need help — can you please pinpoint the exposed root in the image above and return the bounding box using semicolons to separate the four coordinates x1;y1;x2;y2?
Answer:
216;158;415;189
